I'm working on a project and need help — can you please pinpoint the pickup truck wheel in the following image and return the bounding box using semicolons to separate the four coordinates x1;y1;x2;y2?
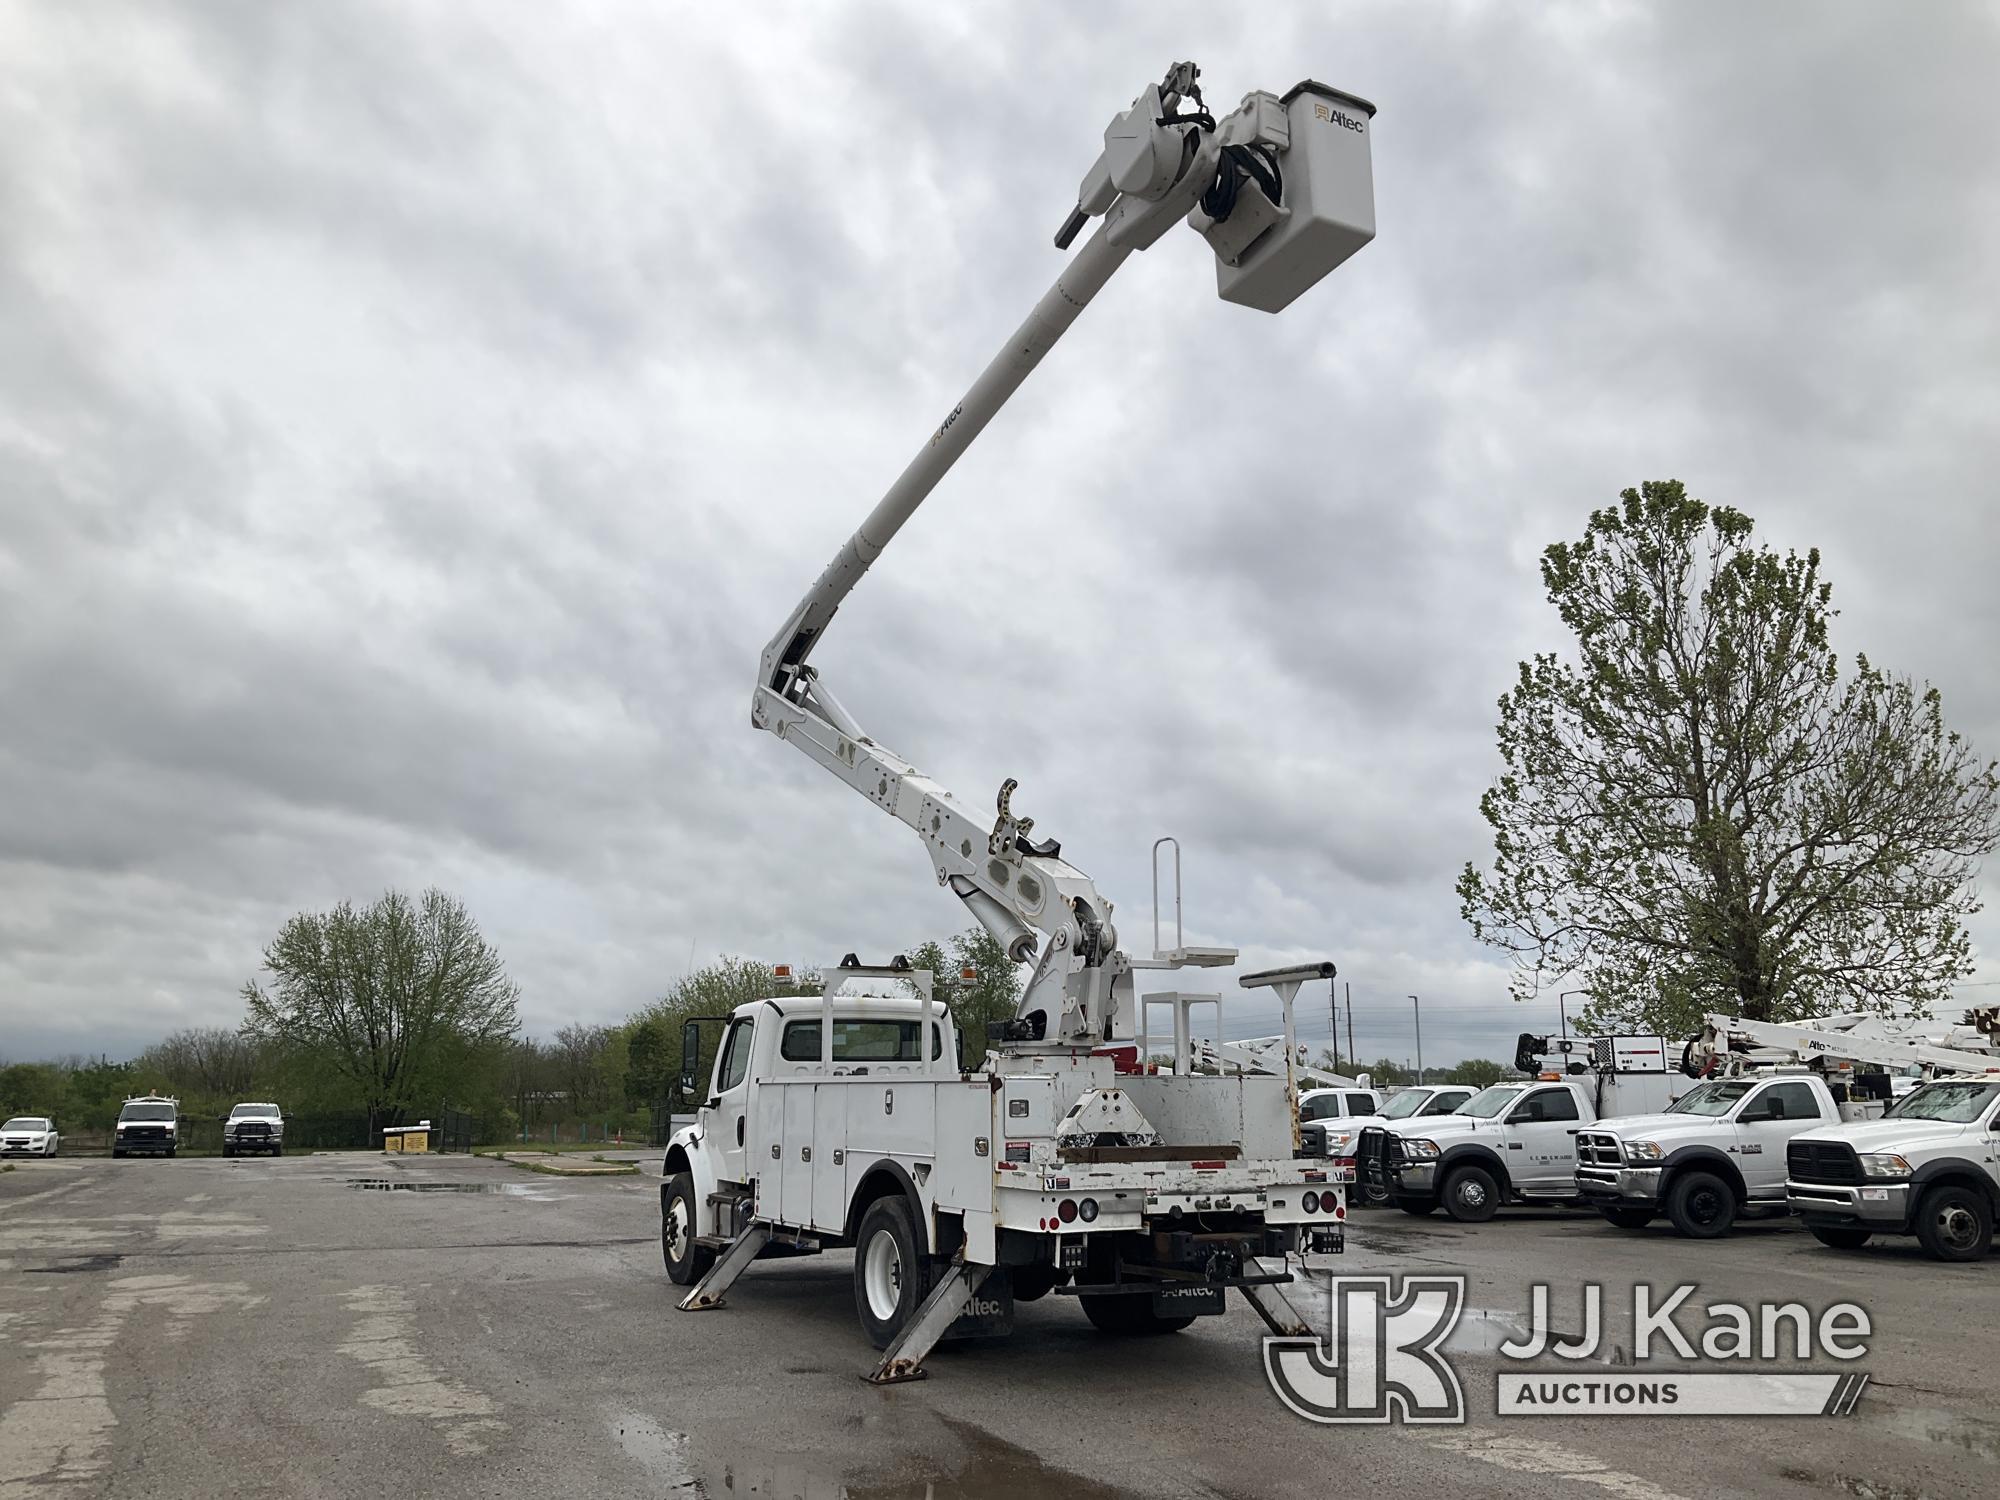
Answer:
1396;1197;1437;1217
1914;1184;1992;1262
222;1144;234;1159
1442;1165;1500;1223
271;1145;283;1157
111;1148;124;1159
661;1172;714;1286
1665;1171;1736;1238
1809;1226;1872;1250
1081;1293;1193;1336
1599;1206;1654;1230
854;1195;936;1350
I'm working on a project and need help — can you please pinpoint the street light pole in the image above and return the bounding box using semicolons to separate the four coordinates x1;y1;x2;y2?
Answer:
1408;994;1422;1084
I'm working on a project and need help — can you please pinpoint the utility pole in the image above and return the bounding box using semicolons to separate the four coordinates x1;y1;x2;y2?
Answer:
1408;994;1423;1084
1346;982;1356;1070
1329;977;1340;1072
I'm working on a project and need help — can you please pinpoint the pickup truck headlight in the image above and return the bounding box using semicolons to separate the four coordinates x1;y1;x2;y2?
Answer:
1858;1152;1912;1178
1624;1141;1664;1163
1403;1139;1441;1159
1322;1130;1355;1155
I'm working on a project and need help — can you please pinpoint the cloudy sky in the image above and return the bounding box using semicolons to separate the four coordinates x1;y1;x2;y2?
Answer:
3;2;1996;1071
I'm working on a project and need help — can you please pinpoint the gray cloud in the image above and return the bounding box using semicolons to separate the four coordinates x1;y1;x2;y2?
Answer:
2;2;1995;1065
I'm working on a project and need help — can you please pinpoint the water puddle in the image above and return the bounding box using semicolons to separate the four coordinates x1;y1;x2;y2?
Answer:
344;1179;553;1198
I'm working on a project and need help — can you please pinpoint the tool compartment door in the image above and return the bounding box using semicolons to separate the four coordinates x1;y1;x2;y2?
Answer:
779;1083;816;1226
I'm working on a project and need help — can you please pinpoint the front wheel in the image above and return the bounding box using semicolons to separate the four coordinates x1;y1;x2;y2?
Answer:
1809;1225;1872;1250
222;1144;234;1159
661;1172;714;1286
166;1146;177;1159
1442;1165;1500;1224
1914;1184;1992;1262
853;1195;936;1350
1665;1171;1737;1239
271;1144;283;1157
1080;1293;1194;1336
1600;1206;1654;1230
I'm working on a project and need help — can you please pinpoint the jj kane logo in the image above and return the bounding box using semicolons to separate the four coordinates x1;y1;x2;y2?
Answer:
1266;1276;1872;1424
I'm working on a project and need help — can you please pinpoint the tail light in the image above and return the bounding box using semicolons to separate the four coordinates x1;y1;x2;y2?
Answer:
1057;1199;1078;1224
1078;1198;1099;1223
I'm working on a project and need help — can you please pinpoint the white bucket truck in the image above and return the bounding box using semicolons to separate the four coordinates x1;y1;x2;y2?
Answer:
665;59;1383;1381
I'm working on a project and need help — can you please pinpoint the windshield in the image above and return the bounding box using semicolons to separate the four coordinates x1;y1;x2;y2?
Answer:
3;1118;49;1131
1888;1080;2000;1123
1380;1091;1433;1120
1299;1095;1344;1122
231;1105;280;1118
1667;1080;1757;1117
1460;1085;1525;1119
120;1103;176;1122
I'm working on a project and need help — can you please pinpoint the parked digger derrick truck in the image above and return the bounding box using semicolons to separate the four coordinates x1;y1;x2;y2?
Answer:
664;60;1380;1382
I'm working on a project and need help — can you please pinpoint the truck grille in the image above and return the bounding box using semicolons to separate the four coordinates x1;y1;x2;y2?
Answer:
1788;1141;1862;1185
121;1125;170;1143
234;1122;273;1141
1575;1132;1623;1167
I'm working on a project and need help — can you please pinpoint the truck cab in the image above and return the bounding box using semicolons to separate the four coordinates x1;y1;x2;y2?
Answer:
1576;1071;1841;1237
1786;1076;2000;1261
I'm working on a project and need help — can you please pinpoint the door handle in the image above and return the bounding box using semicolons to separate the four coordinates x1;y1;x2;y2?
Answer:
736;1117;745;1148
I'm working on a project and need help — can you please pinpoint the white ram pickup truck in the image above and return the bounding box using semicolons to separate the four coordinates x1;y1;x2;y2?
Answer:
1307;1084;1476;1204
1574;1072;1842;1237
662;969;1346;1379
1786;1076;2000;1261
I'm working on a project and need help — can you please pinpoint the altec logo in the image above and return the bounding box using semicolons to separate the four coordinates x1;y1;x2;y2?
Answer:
1312;101;1366;134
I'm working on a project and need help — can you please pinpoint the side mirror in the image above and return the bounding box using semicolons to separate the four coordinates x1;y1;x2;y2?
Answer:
679;1021;701;1099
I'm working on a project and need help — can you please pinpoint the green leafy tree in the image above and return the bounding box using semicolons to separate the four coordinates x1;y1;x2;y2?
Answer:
628;956;805;1103
240;888;521;1125
908;927;1022;1064
1444;1058;1508;1088
1460;482;1999;1036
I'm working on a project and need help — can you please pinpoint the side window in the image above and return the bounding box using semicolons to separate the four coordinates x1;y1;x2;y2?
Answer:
1346;1093;1376;1116
1759;1082;1821;1121
1423;1093;1464;1116
780;1021;822;1062
1512;1089;1577;1123
717;1019;754;1092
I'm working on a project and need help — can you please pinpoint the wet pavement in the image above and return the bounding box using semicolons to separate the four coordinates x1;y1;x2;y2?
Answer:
1;1153;1994;1498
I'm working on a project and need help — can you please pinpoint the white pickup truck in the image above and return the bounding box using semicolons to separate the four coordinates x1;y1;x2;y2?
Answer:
1575;1072;1844;1237
1786;1076;2000;1261
663;965;1347;1378
1361;1049;1679;1223
1308;1084;1476;1204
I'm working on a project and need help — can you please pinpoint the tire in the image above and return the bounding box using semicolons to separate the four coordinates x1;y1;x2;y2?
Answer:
166;1146;177;1159
1600;1205;1654;1230
853;1195;937;1350
1665;1171;1737;1239
1080;1293;1194;1336
1396;1197;1438;1217
112;1148;124;1159
1010;1265;1063;1303
1442;1165;1500;1224
1357;1176;1390;1208
1914;1183;1993;1262
1809;1226;1872;1250
661;1172;714;1286
272;1145;283;1157
222;1144;234;1159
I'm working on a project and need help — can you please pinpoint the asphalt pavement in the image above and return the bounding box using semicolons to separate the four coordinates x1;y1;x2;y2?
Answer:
1;1153;1994;1499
